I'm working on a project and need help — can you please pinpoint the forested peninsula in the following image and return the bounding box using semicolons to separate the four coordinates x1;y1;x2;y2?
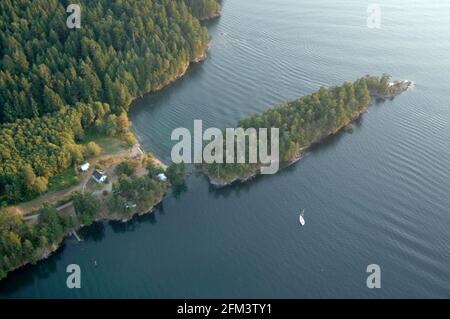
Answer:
0;0;220;281
203;75;412;186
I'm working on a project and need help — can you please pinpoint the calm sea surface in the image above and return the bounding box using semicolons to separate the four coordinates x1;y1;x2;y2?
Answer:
1;0;450;298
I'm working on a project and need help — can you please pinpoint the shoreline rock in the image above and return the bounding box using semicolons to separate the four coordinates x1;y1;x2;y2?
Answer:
374;80;413;99
198;12;221;21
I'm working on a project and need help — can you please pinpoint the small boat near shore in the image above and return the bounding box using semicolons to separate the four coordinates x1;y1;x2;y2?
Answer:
299;209;305;226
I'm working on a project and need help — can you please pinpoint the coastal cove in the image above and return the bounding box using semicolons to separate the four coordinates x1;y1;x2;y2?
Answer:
1;0;450;298
0;3;220;280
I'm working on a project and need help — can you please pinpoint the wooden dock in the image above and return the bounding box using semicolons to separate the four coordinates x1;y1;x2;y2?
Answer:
71;231;82;242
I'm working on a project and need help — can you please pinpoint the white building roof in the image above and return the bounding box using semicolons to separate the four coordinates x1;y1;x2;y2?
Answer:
92;170;107;182
157;173;167;181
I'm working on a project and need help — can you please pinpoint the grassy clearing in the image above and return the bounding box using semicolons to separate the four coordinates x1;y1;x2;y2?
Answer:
48;168;80;192
84;178;107;194
82;130;129;155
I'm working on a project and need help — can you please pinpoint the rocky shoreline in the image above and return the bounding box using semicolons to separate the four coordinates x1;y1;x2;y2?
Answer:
198;12;221;21
376;80;413;99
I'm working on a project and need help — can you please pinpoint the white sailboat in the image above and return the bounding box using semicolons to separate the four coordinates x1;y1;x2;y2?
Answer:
299;209;305;226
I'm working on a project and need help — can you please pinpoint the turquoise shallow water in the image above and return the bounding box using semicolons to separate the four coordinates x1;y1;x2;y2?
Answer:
1;0;450;298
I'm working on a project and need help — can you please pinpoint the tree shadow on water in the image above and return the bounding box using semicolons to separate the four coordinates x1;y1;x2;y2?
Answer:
157;201;165;216
78;222;105;242
108;219;137;234
137;210;157;225
172;183;188;198
0;242;66;296
203;118;367;198
206;173;262;199
108;208;161;234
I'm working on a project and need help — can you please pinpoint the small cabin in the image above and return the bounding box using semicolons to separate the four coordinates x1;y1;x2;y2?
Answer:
157;173;167;182
92;170;107;183
80;162;90;172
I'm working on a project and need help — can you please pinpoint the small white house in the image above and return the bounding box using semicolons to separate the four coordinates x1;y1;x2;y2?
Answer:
157;173;167;182
92;170;107;183
80;162;90;172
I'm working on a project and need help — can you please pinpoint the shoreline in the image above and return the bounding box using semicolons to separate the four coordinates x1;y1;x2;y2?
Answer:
1;38;213;283
5;147;170;280
204;80;413;187
130;45;209;108
7;202;168;280
198;12;221;21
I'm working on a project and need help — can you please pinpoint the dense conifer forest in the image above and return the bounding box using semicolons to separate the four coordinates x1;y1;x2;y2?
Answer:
0;0;220;204
185;0;221;20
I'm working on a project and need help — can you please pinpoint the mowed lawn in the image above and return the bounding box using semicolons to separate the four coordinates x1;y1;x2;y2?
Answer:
82;131;129;155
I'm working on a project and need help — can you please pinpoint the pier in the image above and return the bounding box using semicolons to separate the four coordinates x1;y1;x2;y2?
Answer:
71;231;82;242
